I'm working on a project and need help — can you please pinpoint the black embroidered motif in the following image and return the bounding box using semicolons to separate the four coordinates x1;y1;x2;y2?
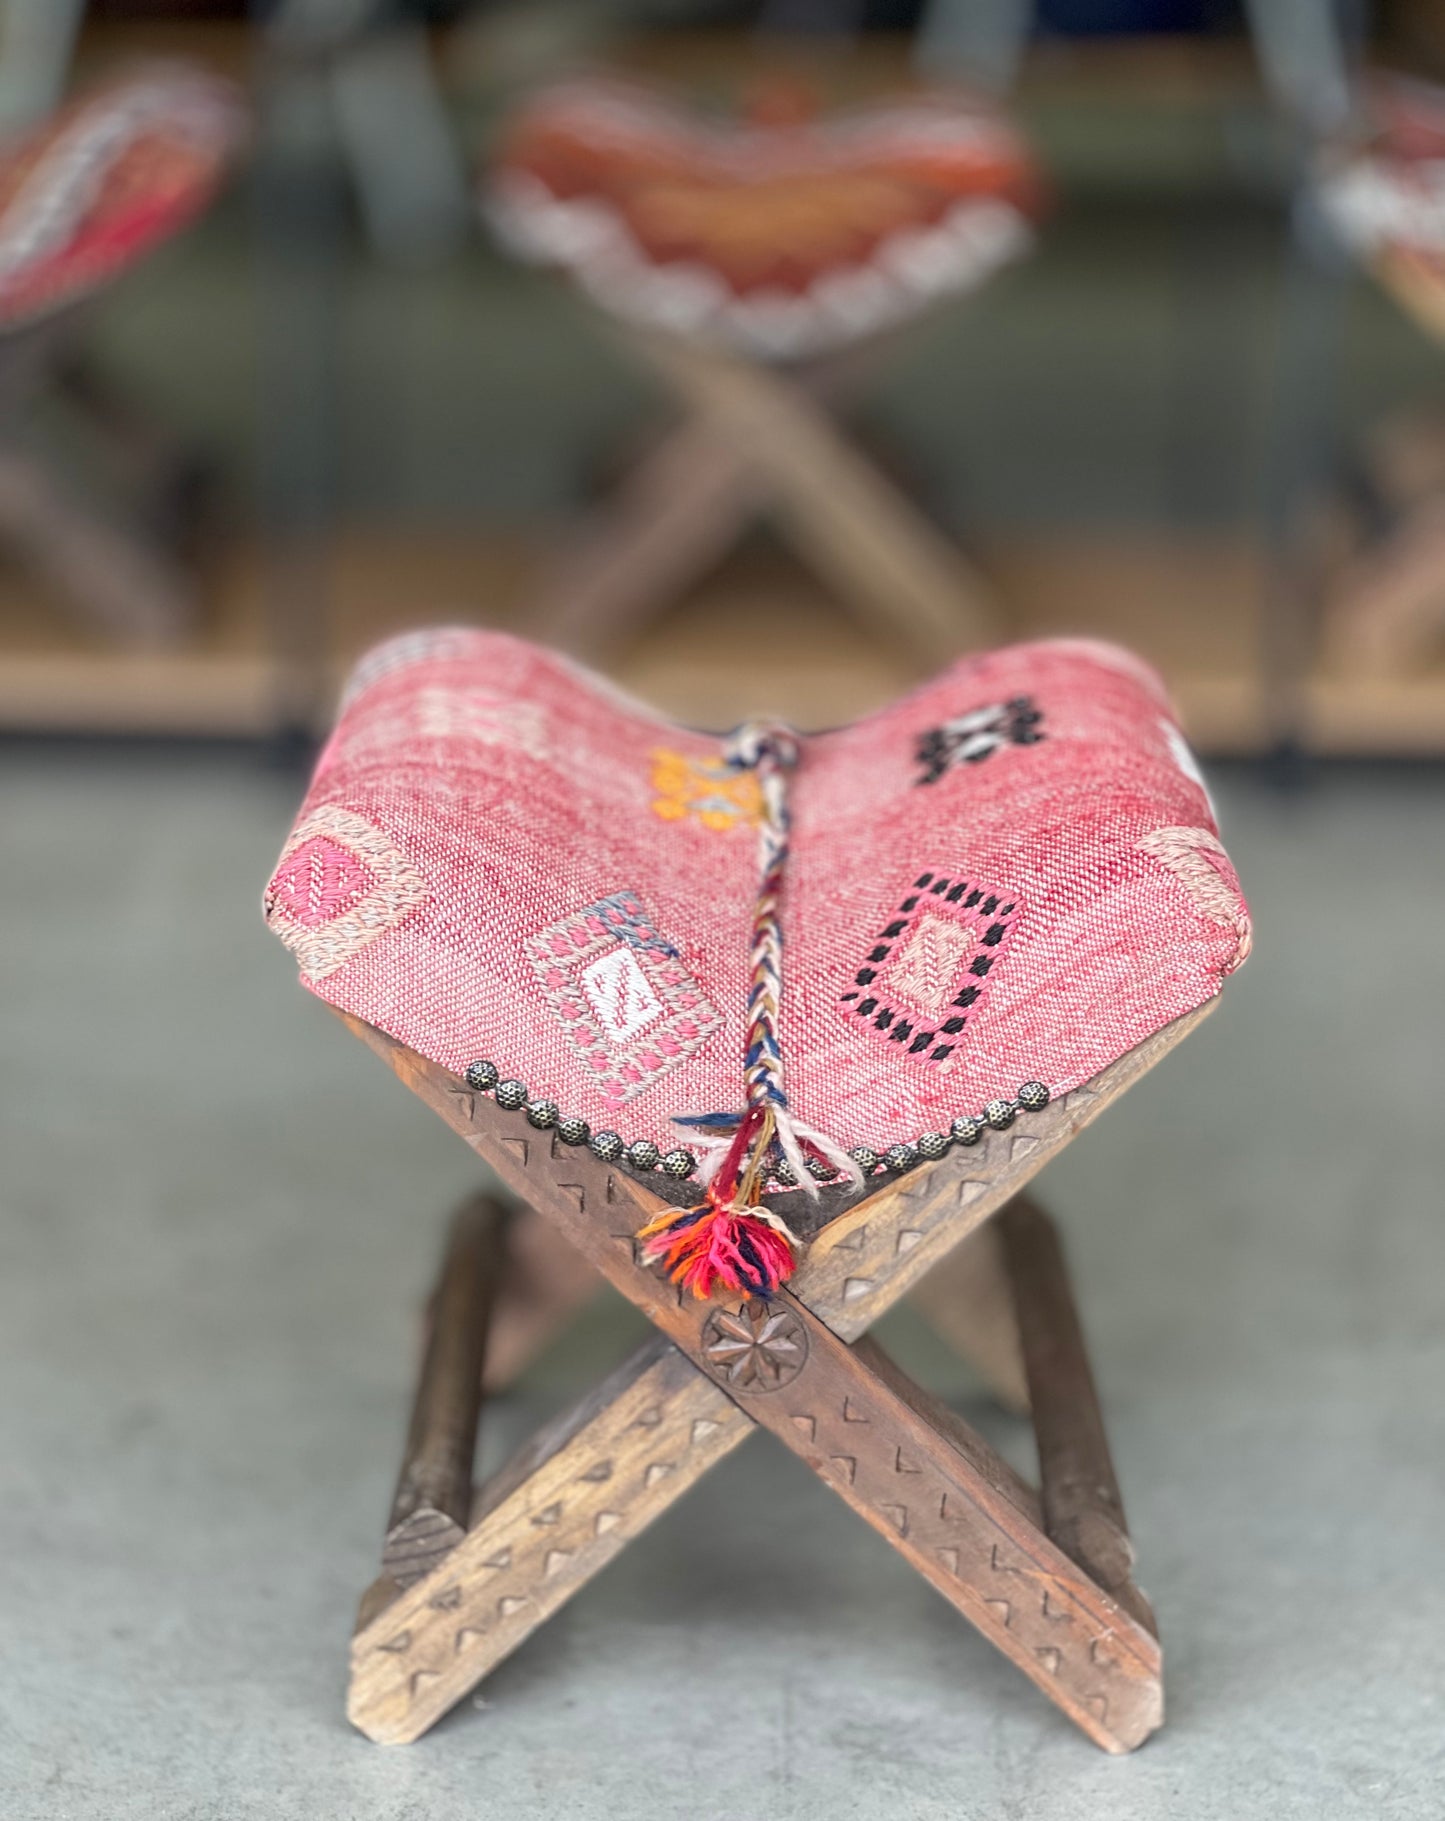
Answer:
840;871;1024;1064
914;696;1045;785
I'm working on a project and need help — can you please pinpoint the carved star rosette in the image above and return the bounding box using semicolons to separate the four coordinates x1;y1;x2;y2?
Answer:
700;1301;808;1394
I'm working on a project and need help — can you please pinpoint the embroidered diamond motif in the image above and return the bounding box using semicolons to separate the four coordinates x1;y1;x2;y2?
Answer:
887;912;977;1017
580;947;664;1042
264;806;427;981
526;891;723;1105
268;836;373;928
840;869;1024;1065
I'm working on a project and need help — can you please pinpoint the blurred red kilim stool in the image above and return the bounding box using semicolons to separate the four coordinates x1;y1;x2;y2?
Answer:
0;62;245;642
1318;71;1445;681
483;75;1046;664
264;627;1250;1749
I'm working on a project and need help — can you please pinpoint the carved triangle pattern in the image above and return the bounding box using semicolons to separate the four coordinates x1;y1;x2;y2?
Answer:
754;1382;1156;1735
344;1029;1184;1746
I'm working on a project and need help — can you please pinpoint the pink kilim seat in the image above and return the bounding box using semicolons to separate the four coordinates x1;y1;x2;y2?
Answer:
0;62;245;331
267;630;1247;1188
486;76;1043;358
265;631;1250;1750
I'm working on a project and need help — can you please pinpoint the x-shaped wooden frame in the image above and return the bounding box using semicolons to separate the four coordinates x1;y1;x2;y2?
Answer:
342;1004;1210;1751
0;310;206;643
533;328;1000;665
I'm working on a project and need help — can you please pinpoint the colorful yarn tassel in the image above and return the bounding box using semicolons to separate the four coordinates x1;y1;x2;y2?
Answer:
637;723;859;1300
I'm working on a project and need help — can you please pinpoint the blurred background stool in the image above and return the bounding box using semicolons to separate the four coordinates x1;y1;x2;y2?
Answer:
1318;72;1445;681
485;75;1045;665
0;61;245;643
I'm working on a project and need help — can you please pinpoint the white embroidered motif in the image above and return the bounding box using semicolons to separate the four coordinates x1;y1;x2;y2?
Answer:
580;946;664;1043
525;889;723;1105
888;912;977;1016
1160;718;1217;821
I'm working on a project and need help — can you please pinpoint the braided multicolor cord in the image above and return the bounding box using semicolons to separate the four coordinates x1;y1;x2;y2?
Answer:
637;721;858;1298
730;720;796;1126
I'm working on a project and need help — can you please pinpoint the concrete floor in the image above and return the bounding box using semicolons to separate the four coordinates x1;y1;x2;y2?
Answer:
2;751;1444;1821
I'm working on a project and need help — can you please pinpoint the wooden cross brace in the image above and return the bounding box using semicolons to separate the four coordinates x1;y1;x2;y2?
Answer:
0;313;203;644
532;328;1000;665
341;1005;1210;1752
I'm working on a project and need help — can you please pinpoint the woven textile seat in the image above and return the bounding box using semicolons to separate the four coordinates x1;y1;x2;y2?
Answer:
0;63;245;332
266;630;1248;1191
1320;72;1445;336
487;76;1043;358
264;632;1249;1749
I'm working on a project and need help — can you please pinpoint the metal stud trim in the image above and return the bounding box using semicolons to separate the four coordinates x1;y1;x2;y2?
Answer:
459;1060;1051;1185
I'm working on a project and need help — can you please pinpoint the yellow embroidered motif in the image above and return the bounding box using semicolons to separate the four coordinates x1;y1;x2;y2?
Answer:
650;749;762;832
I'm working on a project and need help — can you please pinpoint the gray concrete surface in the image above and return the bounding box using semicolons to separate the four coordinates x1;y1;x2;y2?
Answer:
2;753;1443;1821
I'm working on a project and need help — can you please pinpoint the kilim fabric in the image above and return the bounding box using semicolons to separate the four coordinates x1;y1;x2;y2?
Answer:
1320;72;1445;313
264;632;1250;1166
0;63;246;331
486;75;1044;358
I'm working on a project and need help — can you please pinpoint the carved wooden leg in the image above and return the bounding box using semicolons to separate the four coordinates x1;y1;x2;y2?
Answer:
532;337;894;660
382;1196;508;1587
682;1293;1162;1755
348;1333;751;1744
909;1220;1030;1414
638;331;1000;660
1000;1197;1154;1633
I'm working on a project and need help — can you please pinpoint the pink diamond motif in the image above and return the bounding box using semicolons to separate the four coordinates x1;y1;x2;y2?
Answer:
269;836;374;928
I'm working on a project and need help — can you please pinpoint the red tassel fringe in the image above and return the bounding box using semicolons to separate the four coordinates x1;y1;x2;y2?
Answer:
639;1203;796;1300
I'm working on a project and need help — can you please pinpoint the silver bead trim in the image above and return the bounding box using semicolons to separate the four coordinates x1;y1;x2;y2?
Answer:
458;1060;1051;1184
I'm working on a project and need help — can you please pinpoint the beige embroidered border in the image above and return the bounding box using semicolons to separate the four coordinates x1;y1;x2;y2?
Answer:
265;805;427;982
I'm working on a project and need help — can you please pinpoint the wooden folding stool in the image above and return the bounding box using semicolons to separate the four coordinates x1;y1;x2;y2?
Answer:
342;1005;1204;1752
0;64;244;641
483;76;1046;664
263;625;1249;1753
1314;73;1445;686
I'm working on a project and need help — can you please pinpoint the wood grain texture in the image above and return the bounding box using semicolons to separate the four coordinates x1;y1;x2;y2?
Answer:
802;1004;1213;1334
1002;1196;1155;1635
339;1009;1206;1747
349;1335;749;1743
750;1319;1162;1753
381;1196;506;1587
